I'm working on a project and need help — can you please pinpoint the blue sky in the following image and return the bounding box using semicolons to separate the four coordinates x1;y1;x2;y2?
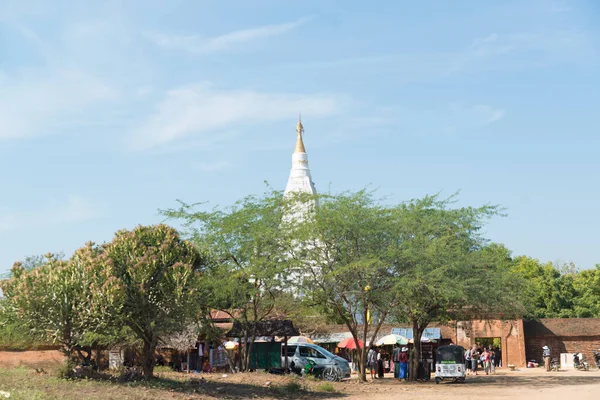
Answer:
1;0;599;274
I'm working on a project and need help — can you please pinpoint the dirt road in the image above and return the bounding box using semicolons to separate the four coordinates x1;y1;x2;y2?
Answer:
338;368;600;400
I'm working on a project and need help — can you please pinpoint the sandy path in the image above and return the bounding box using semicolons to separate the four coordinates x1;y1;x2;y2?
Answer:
339;368;600;400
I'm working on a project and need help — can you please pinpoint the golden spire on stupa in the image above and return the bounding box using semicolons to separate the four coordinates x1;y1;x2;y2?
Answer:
294;113;306;153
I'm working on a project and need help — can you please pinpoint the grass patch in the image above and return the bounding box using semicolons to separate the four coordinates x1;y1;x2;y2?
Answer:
316;382;337;393
1;366;328;399
152;365;173;373
283;381;305;393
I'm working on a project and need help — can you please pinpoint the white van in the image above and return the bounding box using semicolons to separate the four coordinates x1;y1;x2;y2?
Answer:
281;343;351;379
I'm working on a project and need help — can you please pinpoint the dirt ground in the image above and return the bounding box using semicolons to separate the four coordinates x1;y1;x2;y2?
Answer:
0;350;62;368
336;368;600;400
197;367;600;400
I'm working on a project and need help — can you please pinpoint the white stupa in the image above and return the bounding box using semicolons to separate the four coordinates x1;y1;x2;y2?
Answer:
284;115;317;198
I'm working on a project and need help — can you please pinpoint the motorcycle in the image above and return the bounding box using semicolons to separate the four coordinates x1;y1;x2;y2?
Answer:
301;359;341;381
573;353;589;371
592;350;600;370
550;358;560;372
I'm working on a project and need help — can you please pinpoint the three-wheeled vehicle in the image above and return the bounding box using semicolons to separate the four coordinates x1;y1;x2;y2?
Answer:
434;345;466;384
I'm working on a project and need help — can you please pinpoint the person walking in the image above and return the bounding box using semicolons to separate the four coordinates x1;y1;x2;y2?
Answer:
392;344;401;379
367;346;378;379
483;348;492;375
543;345;551;372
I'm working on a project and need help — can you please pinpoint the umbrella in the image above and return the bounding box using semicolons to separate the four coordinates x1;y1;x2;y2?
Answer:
375;334;409;346
408;337;431;344
223;341;239;350
287;336;314;344
338;337;364;349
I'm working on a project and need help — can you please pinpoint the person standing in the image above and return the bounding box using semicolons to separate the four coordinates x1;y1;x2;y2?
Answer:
543;345;551;371
494;347;502;368
399;347;409;380
377;350;384;378
470;345;480;376
465;347;472;375
392;344;401;379
367;346;378;379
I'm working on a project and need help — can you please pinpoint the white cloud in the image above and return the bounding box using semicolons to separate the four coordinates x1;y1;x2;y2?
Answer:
0;68;119;140
0;196;104;233
127;83;341;151
144;18;307;54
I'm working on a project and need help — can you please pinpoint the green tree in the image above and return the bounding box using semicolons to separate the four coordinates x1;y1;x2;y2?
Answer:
571;265;600;317
102;224;206;379
0;244;115;359
21;252;66;271
511;257;576;318
290;190;397;382
161;191;294;372
389;195;524;381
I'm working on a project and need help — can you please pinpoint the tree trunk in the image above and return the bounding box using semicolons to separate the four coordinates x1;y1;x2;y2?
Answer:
94;345;101;370
186;351;190;373
284;336;289;374
142;339;156;379
409;320;425;382
244;326;257;371
359;307;369;382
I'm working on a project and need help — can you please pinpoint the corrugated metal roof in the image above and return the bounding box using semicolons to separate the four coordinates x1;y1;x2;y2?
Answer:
390;327;441;340
311;332;353;344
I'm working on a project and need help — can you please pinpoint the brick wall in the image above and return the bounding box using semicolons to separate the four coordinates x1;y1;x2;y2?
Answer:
456;319;526;367
525;335;600;364
524;319;600;365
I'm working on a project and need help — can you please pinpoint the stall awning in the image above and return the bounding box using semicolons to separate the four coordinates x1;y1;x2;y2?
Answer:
390;327;441;340
311;332;353;344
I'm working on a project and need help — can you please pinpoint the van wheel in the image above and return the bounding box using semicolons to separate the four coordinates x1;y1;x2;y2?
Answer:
290;362;296;374
435;377;441;384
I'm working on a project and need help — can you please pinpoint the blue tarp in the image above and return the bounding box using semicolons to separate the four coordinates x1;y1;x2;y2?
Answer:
390;327;441;340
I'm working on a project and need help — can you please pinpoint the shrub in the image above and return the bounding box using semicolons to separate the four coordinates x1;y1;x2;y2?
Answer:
316;382;336;393
56;360;77;380
283;381;305;394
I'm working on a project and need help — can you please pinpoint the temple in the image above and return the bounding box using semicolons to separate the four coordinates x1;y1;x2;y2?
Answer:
284;115;317;197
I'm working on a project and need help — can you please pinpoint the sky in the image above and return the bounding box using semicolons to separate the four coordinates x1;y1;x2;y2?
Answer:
0;0;599;274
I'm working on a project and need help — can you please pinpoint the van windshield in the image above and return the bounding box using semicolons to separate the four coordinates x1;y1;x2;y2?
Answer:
313;347;336;359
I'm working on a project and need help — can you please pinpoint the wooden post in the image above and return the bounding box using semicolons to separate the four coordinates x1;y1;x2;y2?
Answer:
255;340;259;370
284;335;289;374
267;337;272;371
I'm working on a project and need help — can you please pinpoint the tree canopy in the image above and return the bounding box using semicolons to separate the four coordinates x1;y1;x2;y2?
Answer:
1;186;599;382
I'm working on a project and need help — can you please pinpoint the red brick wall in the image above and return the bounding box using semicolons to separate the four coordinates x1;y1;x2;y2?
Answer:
525;336;600;364
456;319;526;367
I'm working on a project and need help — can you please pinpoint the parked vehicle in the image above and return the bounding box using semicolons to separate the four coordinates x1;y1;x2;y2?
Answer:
434;345;466;384
281;343;351;380
592;350;600;370
573;353;589;371
550;358;560;371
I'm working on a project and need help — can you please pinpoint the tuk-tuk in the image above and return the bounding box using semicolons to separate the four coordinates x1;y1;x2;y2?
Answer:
434;345;466;384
